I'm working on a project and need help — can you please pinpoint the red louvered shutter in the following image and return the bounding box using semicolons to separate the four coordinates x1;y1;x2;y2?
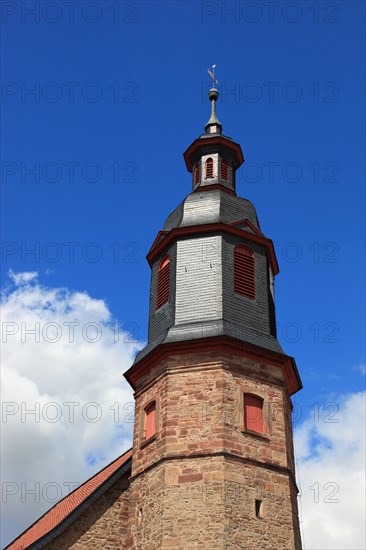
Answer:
205;158;214;178
156;256;170;309
194;163;200;185
234;245;256;300
145;402;156;439
221;159;229;181
244;394;263;433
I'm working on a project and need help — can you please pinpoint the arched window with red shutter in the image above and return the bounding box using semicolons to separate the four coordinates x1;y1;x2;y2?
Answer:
220;159;229;181
156;256;170;309
234;245;256;300
144;401;156;440
244;394;264;434
205;157;214;179
194;162;200;185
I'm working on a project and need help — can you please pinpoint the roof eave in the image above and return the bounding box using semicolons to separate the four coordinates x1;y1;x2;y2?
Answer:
183;135;244;172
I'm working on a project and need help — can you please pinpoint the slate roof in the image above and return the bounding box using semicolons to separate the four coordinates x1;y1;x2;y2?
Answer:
163;189;261;232
133;319;285;366
5;449;132;550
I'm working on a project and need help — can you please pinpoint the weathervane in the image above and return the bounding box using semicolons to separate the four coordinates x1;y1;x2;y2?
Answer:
207;64;219;88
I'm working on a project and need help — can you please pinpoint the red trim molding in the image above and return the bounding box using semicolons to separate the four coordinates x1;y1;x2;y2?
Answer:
147;222;279;275
230;218;263;237
184;136;244;172
124;336;302;396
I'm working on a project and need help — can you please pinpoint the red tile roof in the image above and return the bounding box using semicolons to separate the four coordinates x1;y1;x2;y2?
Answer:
5;449;132;550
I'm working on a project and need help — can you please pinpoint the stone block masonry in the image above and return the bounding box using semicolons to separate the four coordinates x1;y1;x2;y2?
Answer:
126;349;302;549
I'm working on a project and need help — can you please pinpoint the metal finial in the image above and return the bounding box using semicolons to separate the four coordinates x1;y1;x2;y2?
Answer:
205;65;222;133
207;64;219;89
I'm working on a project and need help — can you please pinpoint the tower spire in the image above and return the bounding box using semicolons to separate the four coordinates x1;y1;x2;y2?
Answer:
205;65;222;134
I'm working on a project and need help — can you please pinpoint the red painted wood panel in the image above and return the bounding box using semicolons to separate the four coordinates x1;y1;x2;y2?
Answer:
205;157;214;178
234;245;256;300
194;163;200;184
244;394;263;433
221;159;229;181
145;402;156;439
156;256;170;309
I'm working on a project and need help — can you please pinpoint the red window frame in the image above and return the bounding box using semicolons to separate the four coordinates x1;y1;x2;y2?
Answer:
220;159;229;181
205;157;214;179
194;162;200;185
234;245;256;300
156;256;170;309
144;402;156;440
244;394;264;434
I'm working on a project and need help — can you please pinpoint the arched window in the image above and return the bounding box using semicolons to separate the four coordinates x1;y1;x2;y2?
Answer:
205;157;214;179
194;163;200;185
244;394;264;434
234;245;256;300
156;256;170;309
144;401;156;440
255;499;264;519
220;159;229;181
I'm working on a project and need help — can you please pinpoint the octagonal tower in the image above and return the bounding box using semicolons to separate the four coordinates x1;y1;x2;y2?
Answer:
125;85;302;550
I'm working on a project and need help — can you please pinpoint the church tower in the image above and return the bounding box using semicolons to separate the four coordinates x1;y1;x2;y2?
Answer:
124;84;303;549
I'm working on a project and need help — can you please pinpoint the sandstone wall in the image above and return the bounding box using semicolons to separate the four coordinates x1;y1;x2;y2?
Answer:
127;350;302;549
43;474;130;550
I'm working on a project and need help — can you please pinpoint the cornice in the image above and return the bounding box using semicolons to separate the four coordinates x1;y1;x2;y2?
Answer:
124;335;302;396
184;135;244;172
146;222;279;275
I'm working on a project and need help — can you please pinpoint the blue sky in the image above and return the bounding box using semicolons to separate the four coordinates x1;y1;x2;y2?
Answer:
1;1;365;548
2;0;365;415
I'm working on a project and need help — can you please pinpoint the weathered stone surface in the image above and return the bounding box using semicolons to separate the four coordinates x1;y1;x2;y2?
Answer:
127;350;302;549
43;475;130;550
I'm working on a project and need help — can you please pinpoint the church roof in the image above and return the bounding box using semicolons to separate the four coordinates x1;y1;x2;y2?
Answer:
163;189;261;232
5;449;132;550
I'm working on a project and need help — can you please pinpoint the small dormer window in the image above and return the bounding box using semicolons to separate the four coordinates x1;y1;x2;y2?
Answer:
194;163;200;185
156;256;170;309
221;159;229;181
205;157;214;179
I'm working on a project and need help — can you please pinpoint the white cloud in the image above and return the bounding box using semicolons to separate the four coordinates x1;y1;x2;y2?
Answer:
1;272;365;550
295;391;366;549
0;272;143;548
8;269;38;286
